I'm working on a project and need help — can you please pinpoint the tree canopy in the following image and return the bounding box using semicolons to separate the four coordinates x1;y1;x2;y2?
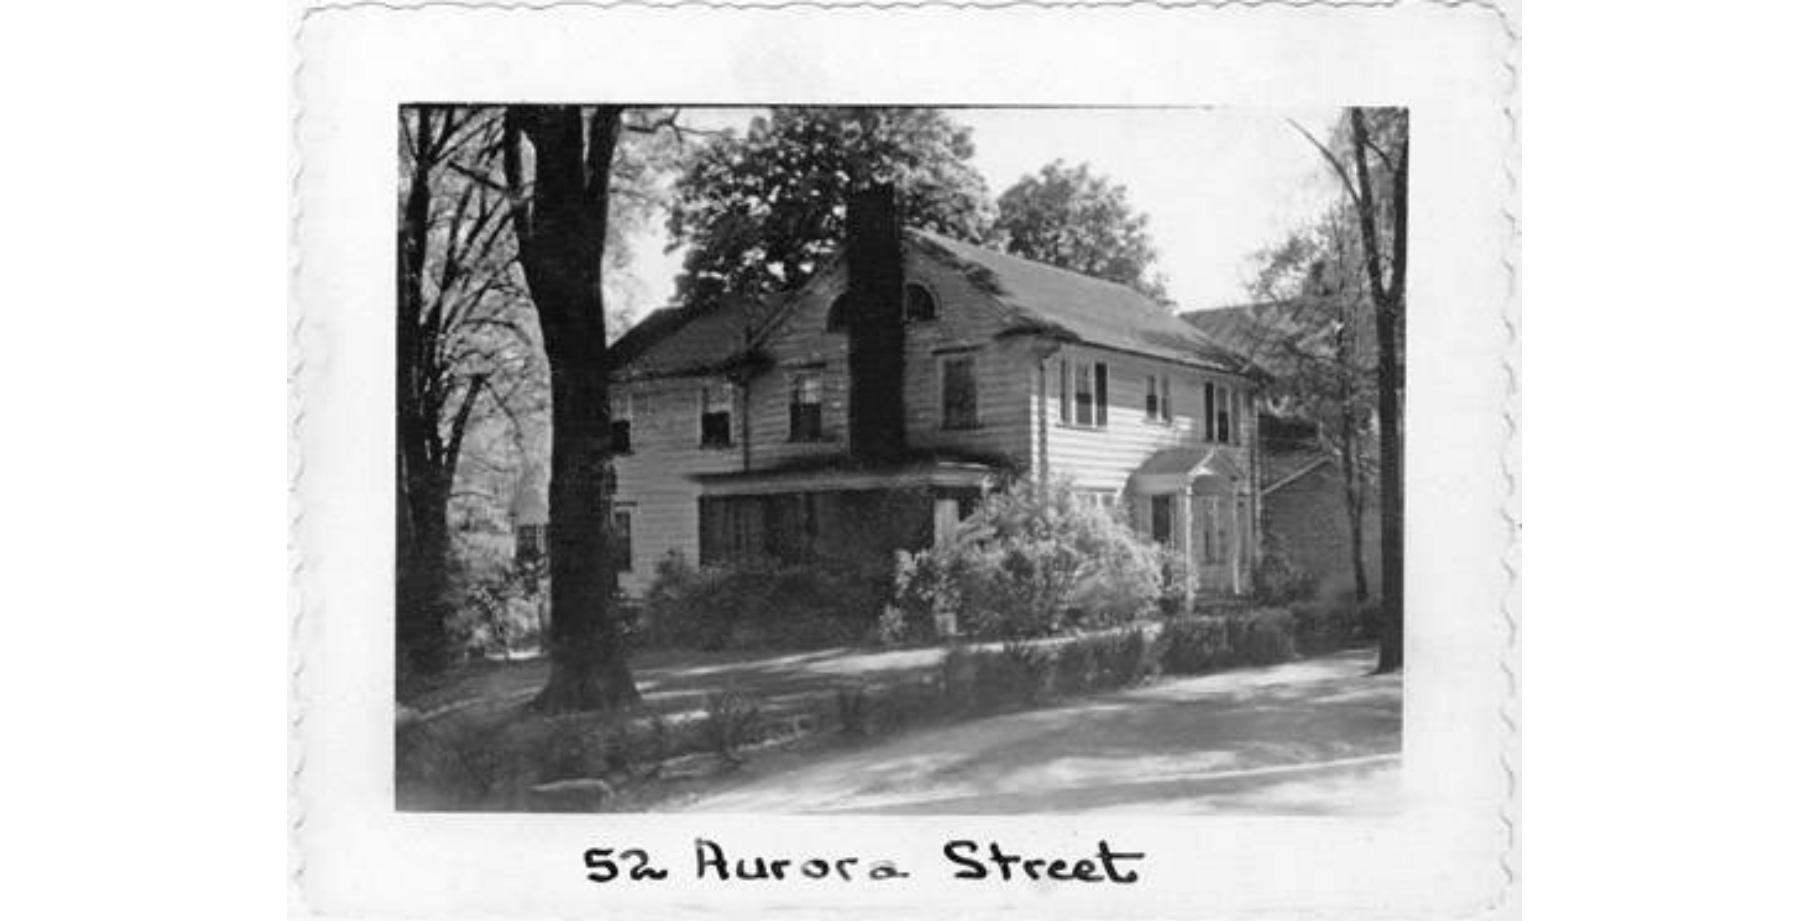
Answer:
665;107;998;307
996;160;1169;304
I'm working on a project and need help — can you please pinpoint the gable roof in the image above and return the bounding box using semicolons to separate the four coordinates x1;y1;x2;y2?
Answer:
908;230;1247;373
1181;298;1379;379
608;294;778;381
610;229;1266;381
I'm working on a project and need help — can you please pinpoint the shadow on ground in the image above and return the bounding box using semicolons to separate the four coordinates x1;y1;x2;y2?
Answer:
671;649;1402;815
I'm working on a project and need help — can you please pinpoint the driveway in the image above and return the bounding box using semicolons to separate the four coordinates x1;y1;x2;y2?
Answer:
673;649;1401;815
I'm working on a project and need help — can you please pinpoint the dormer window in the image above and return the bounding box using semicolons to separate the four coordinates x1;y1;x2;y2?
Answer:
904;282;938;322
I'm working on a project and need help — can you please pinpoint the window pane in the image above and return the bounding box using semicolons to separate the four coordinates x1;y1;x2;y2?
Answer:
1204;382;1216;442
1074;361;1094;426
1059;358;1072;423
1095;363;1109;426
1146;375;1159;419
609;419;632;454
942;355;978;429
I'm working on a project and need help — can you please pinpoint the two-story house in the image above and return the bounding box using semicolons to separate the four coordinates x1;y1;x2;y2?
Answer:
604;187;1264;603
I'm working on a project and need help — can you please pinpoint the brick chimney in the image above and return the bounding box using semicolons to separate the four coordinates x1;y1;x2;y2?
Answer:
845;185;907;463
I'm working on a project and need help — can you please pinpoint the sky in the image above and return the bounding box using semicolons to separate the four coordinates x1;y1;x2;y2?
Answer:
623;106;1346;320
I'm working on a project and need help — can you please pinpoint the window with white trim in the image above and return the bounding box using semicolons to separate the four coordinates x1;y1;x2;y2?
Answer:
1071;360;1109;428
699;383;734;449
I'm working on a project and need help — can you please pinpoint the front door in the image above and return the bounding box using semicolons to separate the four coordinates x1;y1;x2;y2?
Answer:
1149;494;1174;545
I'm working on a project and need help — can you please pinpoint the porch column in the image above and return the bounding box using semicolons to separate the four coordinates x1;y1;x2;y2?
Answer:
1178;483;1195;610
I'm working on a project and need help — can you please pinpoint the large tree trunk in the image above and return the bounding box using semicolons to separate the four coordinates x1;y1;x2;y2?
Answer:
395;108;450;679
1348;109;1407;674
505;105;640;712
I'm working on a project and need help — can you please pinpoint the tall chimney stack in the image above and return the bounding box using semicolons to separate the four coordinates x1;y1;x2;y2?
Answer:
845;184;907;463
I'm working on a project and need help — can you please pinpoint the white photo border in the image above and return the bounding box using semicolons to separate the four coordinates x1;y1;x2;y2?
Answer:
291;2;1521;917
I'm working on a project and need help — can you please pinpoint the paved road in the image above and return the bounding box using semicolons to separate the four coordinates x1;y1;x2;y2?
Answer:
676;649;1401;815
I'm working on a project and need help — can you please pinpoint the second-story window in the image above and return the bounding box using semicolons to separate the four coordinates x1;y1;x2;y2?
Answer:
1146;374;1173;423
1229;387;1243;446
940;352;979;429
609;391;633;454
1072;360;1109;428
1215;384;1234;443
700;383;734;449
789;370;824;442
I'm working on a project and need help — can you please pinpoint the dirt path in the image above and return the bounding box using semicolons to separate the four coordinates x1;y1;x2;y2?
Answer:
671;650;1401;815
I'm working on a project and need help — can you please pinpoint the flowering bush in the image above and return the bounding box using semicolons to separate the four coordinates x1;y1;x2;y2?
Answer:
886;479;1165;642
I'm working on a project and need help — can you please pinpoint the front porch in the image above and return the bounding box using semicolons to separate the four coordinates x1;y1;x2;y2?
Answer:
1126;446;1257;599
692;458;1000;567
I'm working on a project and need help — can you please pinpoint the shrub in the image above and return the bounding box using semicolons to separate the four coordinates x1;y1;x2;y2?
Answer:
443;544;547;662
834;684;870;737
1253;533;1319;607
1229;608;1298;665
701;689;762;765
889;479;1165;641
1052;636;1103;695
1291;599;1362;655
1158;617;1231;675
1094;628;1155;686
936;644;982;711
643;551;888;651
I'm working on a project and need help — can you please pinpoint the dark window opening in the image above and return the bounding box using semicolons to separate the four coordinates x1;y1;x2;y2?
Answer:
700;384;734;449
1146;375;1160;420
789;371;824;441
610;510;633;573
904;282;938;322
609;419;632;454
1094;363;1110;427
1204;382;1217;442
826;293;849;331
1150;494;1173;545
941;354;978;429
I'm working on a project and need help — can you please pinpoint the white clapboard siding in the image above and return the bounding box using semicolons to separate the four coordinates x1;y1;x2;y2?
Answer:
1039;344;1259;494
610;376;744;595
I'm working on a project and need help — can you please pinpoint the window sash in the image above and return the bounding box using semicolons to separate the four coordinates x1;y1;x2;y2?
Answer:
941;355;978;429
1074;361;1095;426
1204;382;1216;442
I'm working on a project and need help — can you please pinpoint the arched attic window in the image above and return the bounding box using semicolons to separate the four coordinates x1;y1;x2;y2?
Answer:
826;293;849;331
904;282;938;322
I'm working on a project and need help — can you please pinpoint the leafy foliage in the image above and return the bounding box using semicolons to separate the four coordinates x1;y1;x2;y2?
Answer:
1252;532;1320;606
996;160;1169;303
888;479;1165;642
666;107;998;307
642;551;889;650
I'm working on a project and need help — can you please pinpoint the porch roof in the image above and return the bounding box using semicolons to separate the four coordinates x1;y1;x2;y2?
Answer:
1129;446;1246;493
694;456;1002;497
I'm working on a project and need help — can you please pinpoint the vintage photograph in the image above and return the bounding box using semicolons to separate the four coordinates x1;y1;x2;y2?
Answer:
393;104;1409;815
